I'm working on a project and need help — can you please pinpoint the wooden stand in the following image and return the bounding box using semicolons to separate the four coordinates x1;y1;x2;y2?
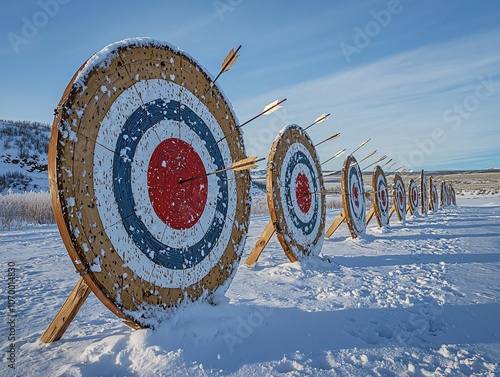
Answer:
366;207;375;225
324;211;346;238
40;277;91;343
244;220;276;265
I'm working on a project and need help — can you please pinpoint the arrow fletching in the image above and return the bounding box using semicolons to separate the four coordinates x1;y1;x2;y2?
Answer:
304;112;330;131
221;45;241;73
315;133;340;147
262;99;283;115
230;156;263;171
321;148;346;165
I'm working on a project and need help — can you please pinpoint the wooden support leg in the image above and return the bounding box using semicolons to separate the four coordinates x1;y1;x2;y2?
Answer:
40;277;91;343
389;205;396;219
325;211;346;238
366;207;375;225
244;220;275;266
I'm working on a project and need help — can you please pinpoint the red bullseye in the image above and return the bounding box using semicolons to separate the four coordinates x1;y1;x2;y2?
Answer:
147;138;208;230
295;172;311;213
353;183;360;207
380;189;387;207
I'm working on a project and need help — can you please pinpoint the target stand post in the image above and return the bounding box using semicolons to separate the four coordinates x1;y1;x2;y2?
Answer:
43;38;252;342
325;155;367;239
245;124;326;265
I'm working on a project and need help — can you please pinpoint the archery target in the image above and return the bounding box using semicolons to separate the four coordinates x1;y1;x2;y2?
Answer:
48;38;251;326
408;179;419;215
451;186;457;206
371;165;390;227
267;124;326;262
429;178;439;211
342;155;366;238
392;173;406;222
440;181;447;206
421;170;428;215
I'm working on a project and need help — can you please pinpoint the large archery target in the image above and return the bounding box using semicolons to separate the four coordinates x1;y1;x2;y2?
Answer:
267;125;326;262
371;166;390;227
420;170;428;215
392;173;406;222
342;155;366;238
408;179;419;215
48;38;251;326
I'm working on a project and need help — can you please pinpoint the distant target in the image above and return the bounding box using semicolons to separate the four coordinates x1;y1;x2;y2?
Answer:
371;165;390;227
407;179;419;215
429;177;439;211
421;170;428;215
392;173;406;222
48;38;251;326
342;155;367;238
267;125;326;262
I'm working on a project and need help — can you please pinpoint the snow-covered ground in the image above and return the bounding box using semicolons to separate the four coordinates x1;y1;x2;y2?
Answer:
1;196;499;376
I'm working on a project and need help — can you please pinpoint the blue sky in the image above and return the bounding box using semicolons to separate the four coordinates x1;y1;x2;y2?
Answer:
1;0;499;171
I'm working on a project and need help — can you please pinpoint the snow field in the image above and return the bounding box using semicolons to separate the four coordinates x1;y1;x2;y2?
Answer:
0;197;499;376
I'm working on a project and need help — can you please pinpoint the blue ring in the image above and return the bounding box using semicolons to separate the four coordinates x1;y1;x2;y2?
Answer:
283;151;318;235
112;99;228;270
377;178;388;214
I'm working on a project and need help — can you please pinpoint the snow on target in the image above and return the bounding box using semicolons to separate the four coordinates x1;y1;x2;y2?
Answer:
49;38;251;326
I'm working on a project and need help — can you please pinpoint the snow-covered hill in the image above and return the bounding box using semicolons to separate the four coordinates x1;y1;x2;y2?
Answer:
0;120;50;194
1;197;499;376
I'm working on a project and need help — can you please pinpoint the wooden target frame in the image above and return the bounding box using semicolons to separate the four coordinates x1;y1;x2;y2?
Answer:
407;178;419;215
245;124;326;265
42;38;251;341
420;170;428;215
389;173;406;222
366;165;390;228
325;155;367;239
429;177;439;211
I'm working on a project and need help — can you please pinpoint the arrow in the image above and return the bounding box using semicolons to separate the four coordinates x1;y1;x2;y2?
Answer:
239;98;287;129
212;45;242;84
321;148;346;166
381;158;393;168
304;189;336;195
362;155;388;171
385;161;397;171
350;138;371;155
216;98;287;144
179;156;265;184
315;132;340;147
304;113;330;131
351;149;377;166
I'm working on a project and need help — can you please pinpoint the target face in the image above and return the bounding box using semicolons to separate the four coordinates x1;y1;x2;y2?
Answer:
392;173;406;222
440;181;447;206
371;166;389;227
48;38;251;326
429;178;439;211
267;125;326;262
408;179;419;215
421;170;428;215
342;155;366;238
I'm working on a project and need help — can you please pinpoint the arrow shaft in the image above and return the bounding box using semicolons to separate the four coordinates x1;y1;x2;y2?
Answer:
304;113;330;131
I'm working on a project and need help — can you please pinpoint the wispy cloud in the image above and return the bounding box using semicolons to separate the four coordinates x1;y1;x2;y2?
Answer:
235;29;500;170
